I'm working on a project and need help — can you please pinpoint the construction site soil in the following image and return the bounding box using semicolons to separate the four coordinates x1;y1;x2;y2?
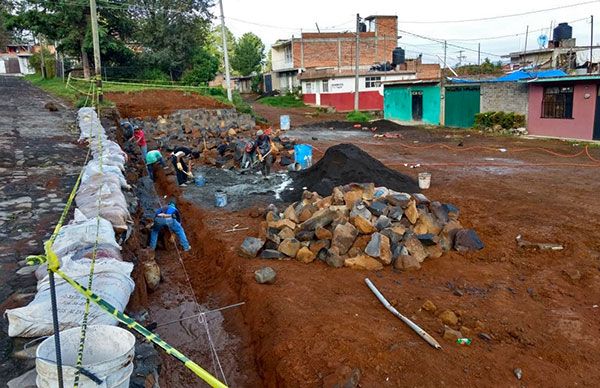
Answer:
105;90;228;118
285;143;420;201
105;95;600;386
142;123;600;387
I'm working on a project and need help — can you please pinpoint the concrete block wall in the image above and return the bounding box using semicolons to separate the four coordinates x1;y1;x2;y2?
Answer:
480;83;528;118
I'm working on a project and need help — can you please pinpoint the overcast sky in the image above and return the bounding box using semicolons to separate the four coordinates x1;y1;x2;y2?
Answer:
212;0;599;66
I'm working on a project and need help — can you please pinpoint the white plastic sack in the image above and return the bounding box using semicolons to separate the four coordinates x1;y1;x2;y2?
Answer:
51;210;120;258
77;108;105;142
82;161;128;188
6;255;134;338
76;178;131;231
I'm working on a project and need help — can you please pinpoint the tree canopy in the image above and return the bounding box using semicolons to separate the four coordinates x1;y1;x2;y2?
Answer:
230;32;264;76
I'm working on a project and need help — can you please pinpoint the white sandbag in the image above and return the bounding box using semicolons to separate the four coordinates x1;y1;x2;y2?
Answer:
6;255;134;338
51;210;120;258
82;161;128;188
77;108;105;142
76;178;131;231
35;244;123;281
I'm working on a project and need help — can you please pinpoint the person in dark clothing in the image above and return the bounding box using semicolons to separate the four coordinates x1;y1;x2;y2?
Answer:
167;147;200;186
255;129;274;177
149;201;190;251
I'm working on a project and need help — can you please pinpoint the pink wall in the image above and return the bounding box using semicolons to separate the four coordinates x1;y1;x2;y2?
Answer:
527;82;598;140
303;91;383;112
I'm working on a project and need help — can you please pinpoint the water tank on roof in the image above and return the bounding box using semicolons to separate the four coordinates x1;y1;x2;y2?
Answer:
359;22;367;33
392;47;405;66
553;22;573;42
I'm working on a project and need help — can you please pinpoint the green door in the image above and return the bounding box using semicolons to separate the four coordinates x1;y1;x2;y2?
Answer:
445;86;480;128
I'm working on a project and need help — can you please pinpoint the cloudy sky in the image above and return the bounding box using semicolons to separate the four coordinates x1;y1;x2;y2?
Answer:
212;0;599;66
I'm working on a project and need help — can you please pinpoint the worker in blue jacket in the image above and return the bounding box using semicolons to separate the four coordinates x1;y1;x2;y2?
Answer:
149;201;191;252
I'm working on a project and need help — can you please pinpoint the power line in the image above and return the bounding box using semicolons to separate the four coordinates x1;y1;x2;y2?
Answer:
398;28;504;57
397;0;599;24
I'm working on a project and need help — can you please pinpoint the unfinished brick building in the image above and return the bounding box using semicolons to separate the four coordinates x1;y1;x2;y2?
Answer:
270;15;399;92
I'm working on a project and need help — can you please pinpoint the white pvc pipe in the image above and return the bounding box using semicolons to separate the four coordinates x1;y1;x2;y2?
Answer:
365;278;442;349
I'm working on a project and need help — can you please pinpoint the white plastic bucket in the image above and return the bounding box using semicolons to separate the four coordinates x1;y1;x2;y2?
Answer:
36;325;135;388
215;191;228;208
280;115;290;130
418;172;432;189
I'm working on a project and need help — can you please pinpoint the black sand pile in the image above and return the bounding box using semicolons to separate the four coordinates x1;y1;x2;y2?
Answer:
284;143;420;201
305;119;411;132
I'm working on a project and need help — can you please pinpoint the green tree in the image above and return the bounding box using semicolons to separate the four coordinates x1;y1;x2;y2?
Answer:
8;0;133;78
205;25;236;73
181;47;219;85
230;32;264;76
129;0;212;78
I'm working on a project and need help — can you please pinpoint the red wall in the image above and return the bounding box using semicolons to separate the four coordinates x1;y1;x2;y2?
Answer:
527;82;598;140
303;91;383;112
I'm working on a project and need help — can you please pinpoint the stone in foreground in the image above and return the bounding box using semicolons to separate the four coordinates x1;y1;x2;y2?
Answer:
254;267;276;284
240;237;265;257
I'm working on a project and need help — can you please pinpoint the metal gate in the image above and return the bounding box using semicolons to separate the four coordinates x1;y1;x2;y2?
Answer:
6;58;21;74
444;86;480;128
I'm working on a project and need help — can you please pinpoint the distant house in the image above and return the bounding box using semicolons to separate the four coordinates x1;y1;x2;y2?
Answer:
0;44;37;75
300;59;440;112
526;75;600;141
270;15;399;92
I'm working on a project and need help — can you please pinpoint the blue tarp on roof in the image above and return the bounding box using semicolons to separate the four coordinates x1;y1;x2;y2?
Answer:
448;69;567;84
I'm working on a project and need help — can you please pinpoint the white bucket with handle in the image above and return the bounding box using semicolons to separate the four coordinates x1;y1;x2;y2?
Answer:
418;172;432;189
36;325;135;388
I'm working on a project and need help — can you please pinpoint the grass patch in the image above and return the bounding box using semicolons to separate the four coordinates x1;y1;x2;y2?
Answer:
346;110;374;123
258;94;306;108
25;74;79;104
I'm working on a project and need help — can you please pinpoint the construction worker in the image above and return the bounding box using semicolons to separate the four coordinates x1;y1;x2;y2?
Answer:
240;139;256;170
168;147;199;186
132;125;148;161
149;200;191;252
145;149;166;181
255;129;274;177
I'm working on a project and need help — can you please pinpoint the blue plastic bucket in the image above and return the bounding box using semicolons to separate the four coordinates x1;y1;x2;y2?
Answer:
294;144;313;169
195;175;206;187
280;115;290;130
215;191;227;208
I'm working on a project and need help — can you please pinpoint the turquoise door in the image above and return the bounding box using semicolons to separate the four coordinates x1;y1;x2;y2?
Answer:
445;86;480;128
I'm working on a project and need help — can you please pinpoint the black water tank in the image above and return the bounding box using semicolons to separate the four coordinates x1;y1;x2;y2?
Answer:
392;47;405;65
553;22;573;42
359;22;367;32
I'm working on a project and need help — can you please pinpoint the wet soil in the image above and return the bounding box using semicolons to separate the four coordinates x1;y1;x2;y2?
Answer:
105;90;229;119
151;120;600;386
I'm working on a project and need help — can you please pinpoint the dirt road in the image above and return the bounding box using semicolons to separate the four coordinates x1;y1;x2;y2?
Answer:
0;76;85;384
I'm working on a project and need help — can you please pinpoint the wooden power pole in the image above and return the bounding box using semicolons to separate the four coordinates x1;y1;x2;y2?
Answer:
89;0;103;102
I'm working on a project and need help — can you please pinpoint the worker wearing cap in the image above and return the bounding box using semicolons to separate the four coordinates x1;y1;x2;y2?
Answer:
255;129;274;177
145;149;166;181
149;201;191;252
168;147;199;186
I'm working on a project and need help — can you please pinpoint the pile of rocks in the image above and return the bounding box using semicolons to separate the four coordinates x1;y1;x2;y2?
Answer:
240;183;484;270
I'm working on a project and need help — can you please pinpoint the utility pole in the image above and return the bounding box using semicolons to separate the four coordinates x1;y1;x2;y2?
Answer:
219;0;233;102
590;15;594;74
456;50;465;67
443;40;447;70
477;43;481;79
89;0;103;102
354;13;360;112
522;25;529;68
39;36;46;79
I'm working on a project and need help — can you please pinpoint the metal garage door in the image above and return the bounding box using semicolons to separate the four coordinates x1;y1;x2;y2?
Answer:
445;86;480;128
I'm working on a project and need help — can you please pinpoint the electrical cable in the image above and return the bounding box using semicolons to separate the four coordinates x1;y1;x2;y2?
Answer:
397;0;599;24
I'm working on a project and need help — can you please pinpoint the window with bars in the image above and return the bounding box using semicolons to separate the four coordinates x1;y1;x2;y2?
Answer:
365;76;381;88
322;80;329;92
541;86;573;119
305;82;312;94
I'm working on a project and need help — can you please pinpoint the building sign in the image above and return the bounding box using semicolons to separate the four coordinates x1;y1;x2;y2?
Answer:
330;83;344;90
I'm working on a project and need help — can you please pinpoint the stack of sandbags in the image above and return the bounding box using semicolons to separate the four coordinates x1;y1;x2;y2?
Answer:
240;183;484;271
6;108;136;337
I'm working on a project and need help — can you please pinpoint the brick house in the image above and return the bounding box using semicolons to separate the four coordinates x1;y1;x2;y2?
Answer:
270;15;399;93
301;59;441;112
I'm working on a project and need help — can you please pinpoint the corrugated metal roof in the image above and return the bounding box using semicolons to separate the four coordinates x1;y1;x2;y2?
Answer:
525;74;600;83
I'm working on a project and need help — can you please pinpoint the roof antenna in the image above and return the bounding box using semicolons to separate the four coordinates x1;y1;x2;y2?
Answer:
315;23;321;33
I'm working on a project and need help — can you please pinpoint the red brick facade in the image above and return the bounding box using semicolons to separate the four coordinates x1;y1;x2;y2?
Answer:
291;16;398;69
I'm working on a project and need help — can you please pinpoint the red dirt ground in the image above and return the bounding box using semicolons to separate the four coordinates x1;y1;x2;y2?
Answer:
105;90;229;118
251;99;347;128
148;124;600;387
